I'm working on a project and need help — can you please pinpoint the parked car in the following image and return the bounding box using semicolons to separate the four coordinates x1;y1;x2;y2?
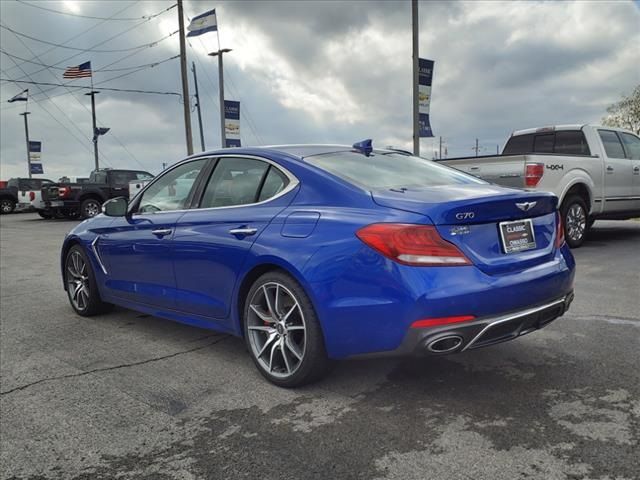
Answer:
439;125;640;247
40;168;153;219
61;143;575;387
0;177;55;214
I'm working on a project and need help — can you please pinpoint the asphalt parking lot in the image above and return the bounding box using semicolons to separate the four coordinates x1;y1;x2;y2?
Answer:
1;213;638;480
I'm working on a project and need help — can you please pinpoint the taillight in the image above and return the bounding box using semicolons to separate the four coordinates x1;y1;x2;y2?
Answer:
555;211;565;248
58;186;71;198
525;163;544;187
29;191;35;201
356;223;471;266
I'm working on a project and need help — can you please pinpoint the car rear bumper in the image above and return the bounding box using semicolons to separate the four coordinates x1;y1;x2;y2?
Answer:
371;292;574;358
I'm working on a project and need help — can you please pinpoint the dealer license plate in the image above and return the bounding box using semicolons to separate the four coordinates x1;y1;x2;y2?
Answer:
499;219;536;254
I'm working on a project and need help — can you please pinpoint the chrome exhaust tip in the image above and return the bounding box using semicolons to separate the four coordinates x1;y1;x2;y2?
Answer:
427;335;463;354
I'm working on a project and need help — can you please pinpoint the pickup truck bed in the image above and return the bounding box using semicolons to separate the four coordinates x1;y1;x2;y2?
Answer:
439;125;640;247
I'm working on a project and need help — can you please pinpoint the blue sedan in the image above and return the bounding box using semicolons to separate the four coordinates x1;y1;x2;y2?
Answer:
61;142;575;387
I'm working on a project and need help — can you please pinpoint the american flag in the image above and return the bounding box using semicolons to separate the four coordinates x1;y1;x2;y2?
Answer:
63;61;92;79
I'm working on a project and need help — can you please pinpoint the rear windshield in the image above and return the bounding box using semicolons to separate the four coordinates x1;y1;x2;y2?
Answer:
305;151;485;190
503;130;590;156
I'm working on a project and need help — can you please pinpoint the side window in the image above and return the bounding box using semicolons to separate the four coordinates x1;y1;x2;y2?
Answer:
502;134;534;155
137;159;207;213
258;167;289;202
554;131;590;155
93;171;107;184
533;134;555;153
598;130;626;159
619;133;640;160
200;158;269;208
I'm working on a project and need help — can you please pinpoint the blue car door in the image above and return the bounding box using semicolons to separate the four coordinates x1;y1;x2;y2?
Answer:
172;156;298;320
98;158;209;309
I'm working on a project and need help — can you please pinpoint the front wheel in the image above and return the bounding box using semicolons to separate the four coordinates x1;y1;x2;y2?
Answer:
65;245;112;316
80;198;102;219
244;272;330;387
561;195;588;248
0;198;16;214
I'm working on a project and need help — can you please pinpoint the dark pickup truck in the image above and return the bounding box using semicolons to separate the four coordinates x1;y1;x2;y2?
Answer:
1;177;54;214
40;168;153;219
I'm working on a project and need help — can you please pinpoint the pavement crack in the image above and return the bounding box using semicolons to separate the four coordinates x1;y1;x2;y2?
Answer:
0;335;229;396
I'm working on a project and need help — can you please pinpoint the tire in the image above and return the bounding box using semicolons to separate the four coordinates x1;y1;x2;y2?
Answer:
561;195;589;248
80;198;102;219
243;271;330;387
0;198;16;214
38;211;53;219
64;245;112;316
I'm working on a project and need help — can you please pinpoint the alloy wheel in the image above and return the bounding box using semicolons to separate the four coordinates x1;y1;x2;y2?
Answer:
66;250;90;311
83;201;100;218
566;203;586;242
1;200;13;213
247;282;306;379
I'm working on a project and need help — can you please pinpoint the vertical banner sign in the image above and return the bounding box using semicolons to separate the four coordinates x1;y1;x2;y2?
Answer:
28;141;44;174
224;100;241;148
418;58;434;137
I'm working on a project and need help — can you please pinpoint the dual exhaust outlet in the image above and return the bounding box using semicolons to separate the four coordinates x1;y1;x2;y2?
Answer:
426;335;464;354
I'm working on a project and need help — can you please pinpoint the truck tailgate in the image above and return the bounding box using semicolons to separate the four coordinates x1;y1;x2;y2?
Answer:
440;155;528;188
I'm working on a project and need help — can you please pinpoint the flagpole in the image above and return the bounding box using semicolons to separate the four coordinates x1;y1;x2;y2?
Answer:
19;110;32;179
177;0;194;156
412;0;420;156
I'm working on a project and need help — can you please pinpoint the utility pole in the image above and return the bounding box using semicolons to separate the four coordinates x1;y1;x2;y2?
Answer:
177;0;194;155
475;138;479;157
19;111;31;178
439;136;443;160
85;91;99;170
209;48;232;148
191;62;206;152
411;0;419;156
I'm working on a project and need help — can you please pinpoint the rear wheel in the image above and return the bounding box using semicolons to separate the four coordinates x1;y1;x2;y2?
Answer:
38;211;53;219
65;245;112;316
561;195;588;248
244;272;330;387
0;198;15;214
80;198;101;219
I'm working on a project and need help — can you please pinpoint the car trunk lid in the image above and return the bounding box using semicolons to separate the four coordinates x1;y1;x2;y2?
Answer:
371;184;559;275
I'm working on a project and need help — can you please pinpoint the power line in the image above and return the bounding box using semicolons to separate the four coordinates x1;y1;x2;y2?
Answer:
1;79;182;96
1;48;180;73
1;24;178;53
15;0;176;22
2;1;139;75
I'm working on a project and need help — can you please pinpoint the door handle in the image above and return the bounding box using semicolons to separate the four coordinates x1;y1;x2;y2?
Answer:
634;166;640;174
469;166;480;171
229;227;258;236
151;228;173;237
606;165;614;173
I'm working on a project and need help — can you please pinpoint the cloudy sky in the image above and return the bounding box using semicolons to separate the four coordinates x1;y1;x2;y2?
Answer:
1;0;639;180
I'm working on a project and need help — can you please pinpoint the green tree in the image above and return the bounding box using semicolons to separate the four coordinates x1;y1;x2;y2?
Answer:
602;85;640;135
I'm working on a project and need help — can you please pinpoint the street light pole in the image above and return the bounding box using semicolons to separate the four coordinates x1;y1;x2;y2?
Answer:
411;0;419;156
209;48;232;148
85;91;99;170
191;61;206;152
177;0;194;155
19;111;31;178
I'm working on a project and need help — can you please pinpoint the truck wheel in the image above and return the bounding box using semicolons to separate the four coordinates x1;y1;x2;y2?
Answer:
561;195;588;248
1;198;16;214
38;211;53;219
80;198;102;219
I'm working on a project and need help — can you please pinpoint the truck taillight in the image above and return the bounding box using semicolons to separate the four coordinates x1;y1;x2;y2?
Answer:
58;186;71;198
29;191;35;201
525;163;544;187
555;211;565;248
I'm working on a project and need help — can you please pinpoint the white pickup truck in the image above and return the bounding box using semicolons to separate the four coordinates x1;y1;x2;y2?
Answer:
439;125;640;247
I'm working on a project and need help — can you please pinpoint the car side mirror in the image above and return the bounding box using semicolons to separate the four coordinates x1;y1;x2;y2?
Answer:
102;197;128;217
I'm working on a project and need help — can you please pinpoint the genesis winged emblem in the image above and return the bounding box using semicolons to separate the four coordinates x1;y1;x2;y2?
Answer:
516;201;537;212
